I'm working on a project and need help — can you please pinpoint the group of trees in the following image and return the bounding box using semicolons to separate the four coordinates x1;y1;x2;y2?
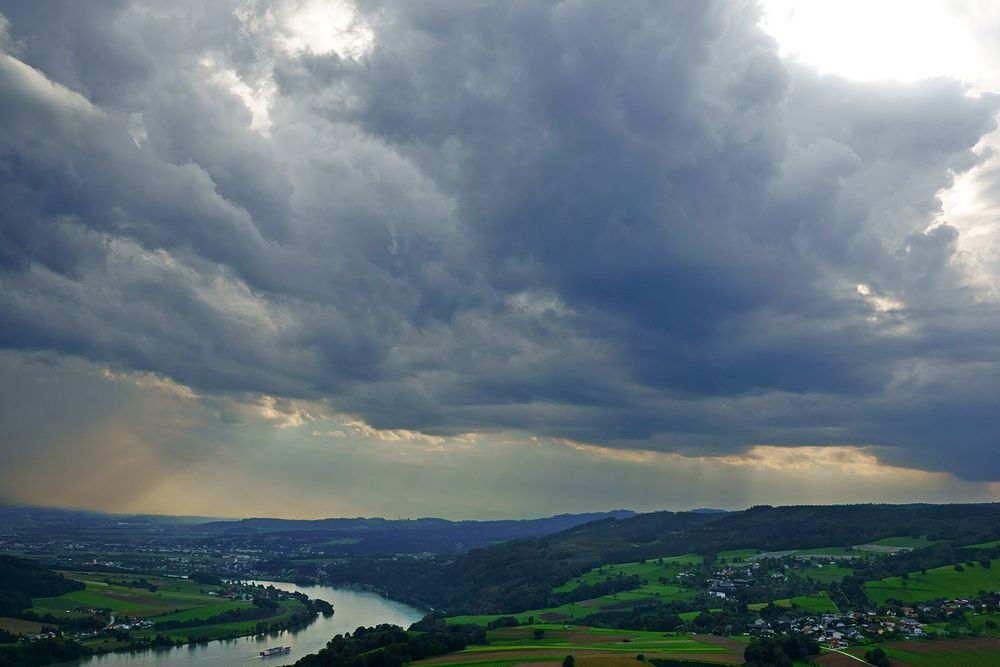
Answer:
102;577;158;592
0;638;92;667
0;556;84;618
741;636;820;667
152;597;292;631
293;622;486;667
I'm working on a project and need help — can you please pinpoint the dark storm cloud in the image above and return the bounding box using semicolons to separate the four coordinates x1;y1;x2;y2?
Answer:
1;0;999;479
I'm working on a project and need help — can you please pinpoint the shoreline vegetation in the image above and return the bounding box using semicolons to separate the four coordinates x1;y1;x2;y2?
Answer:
0;557;333;667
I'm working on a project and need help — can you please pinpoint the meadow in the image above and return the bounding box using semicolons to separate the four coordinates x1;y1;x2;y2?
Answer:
30;573;225;619
25;571;310;645
749;593;838;614
823;639;1000;667
864;558;1000;605
865;536;939;549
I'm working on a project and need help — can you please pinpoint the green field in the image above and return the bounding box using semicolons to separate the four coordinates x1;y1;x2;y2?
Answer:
771;593;838;613
554;554;704;594
866;536;938;549
797;565;853;583
133;599;308;643
965;612;1000;634
963;539;1000;550
790;546;867;557
447;602;598;626
149;600;256;623
30;574;223;618
414;625;746;667
839;639;1000;667
864;558;1000;605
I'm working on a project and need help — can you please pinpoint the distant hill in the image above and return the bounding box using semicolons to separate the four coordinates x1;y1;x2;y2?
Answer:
198;511;638;553
200;511;637;534
323;503;1000;614
0;504;636;556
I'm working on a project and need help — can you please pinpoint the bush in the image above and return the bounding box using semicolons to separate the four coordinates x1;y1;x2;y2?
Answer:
864;648;891;667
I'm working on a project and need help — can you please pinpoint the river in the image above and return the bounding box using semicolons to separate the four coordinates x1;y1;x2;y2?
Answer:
56;581;425;667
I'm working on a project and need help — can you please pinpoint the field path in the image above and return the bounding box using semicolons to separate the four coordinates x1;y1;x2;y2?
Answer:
823;648;872;665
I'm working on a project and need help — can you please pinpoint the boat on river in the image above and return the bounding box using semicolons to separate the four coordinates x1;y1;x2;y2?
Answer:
259;646;291;657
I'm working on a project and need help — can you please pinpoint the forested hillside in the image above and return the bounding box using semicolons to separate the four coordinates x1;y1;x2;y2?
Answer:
324;504;1000;614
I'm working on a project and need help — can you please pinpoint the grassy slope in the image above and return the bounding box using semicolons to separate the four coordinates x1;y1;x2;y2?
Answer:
865;559;1000;605
867;536;939;548
963;539;1000;550
452;555;706;626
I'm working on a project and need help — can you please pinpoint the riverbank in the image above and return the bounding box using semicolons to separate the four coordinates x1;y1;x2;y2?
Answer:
47;581;424;667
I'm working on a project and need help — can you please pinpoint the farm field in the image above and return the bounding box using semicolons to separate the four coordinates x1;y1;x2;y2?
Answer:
963;539;1000;550
749;593;838;613
0;616;47;634
147;600;256;623
774;594;838;613
447;603;598;626
412;626;748;666
865;536;939;549
30;573;222;619
132;599;308;643
789;546;867;557
864;558;1000;605
23;570;312;646
823;638;1000;667
797;565;853;583
554;555;704;594
965;611;1000;633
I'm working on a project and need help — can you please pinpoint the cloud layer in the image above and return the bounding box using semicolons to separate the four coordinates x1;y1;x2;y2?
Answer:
2;0;1000;502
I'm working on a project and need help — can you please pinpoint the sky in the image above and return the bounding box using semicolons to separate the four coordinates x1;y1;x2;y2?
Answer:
2;0;1000;519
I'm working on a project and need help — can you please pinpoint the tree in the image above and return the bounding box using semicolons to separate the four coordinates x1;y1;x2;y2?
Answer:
533;629;545;639
743;638;792;667
562;656;575;667
864;648;891;667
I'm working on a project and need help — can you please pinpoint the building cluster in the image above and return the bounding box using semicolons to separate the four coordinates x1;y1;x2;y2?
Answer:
744;594;1000;649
